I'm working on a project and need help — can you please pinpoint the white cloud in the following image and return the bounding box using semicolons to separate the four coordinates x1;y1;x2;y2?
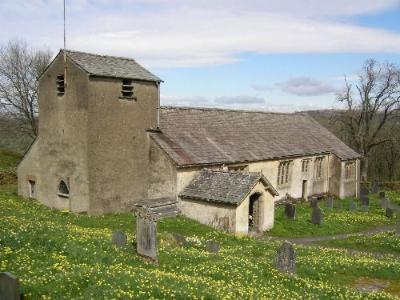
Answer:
0;0;399;68
276;77;339;96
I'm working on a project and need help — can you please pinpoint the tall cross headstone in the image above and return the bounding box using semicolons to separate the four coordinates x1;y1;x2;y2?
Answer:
276;241;296;274
0;272;20;300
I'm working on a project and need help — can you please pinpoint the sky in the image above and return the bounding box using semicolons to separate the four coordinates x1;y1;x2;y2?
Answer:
0;0;400;112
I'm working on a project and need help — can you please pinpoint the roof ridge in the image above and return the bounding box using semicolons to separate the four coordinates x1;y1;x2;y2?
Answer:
63;49;137;62
160;105;297;116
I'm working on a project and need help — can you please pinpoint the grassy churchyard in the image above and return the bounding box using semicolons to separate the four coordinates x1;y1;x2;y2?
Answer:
1;149;400;299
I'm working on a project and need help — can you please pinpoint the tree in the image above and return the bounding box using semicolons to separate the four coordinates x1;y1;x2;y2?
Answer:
0;40;51;137
337;59;400;181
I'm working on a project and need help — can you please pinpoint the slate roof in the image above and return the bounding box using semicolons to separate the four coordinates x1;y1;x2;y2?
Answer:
179;169;278;205
151;106;360;167
63;50;161;82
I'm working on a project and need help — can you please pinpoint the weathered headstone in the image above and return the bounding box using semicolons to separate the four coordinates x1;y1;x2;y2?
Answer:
334;200;343;210
284;203;296;219
361;205;369;212
386;207;394;219
379;191;386;199
310;198;318;208
276;241;296;274
371;182;379;194
112;231;127;248
136;216;158;262
206;241;220;253
172;232;187;246
361;196;370;207
325;197;334;209
380;197;389;209
311;207;323;225
0;272;20;300
349;200;357;211
360;186;369;197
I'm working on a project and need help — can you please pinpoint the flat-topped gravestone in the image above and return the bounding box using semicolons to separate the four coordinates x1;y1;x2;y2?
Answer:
310;198;318;208
136;216;158;261
276;241;296;274
371;182;379;194
349;200;357;211
386;207;394;219
311;207;323;225
325;197;334;209
284;203;296;219
361;205;369;212
112;231;127;248
361;196;369;207
381;197;389;210
0;272;20;300
206;241;220;253
360;186;369;196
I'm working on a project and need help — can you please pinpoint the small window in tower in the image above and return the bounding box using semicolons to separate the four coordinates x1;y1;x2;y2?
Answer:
57;75;65;96
120;79;135;99
58;180;70;198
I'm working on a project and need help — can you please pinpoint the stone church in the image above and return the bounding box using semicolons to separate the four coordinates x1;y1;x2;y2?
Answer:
18;50;360;234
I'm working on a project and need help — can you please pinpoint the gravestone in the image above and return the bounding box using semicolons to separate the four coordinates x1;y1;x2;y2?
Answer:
361;196;369;207
379;191;386;199
0;272;20;300
361;205;369;212
385;207;394;219
334;200;343;210
132;198;180;263
136;216;158;261
371;182;379;194
380;197;389;210
284;203;296;219
310;198;318;208
311;207;323;225
349;200;357;211
325;197;334;209
172;232;187;246
112;231;127;248
206;241;220;253
276;241;296;274
360;186;369;197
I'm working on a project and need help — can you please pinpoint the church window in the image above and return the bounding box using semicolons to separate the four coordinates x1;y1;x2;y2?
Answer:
277;161;291;186
58;180;70;198
315;157;324;179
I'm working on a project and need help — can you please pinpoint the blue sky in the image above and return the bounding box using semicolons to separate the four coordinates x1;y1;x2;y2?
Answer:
1;0;399;112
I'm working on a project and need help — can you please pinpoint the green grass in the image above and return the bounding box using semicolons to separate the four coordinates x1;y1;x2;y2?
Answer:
267;196;396;238
1;185;400;299
317;231;400;255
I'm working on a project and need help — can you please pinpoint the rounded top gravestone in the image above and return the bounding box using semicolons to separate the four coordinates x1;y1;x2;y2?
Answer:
276;241;296;274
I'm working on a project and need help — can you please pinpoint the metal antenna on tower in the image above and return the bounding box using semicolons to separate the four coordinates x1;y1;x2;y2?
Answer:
63;0;67;86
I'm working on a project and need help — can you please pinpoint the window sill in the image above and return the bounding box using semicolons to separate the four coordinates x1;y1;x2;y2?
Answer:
277;183;290;189
119;97;136;101
58;193;70;198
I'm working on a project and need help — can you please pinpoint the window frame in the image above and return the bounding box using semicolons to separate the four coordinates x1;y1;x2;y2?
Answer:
345;161;355;180
277;160;292;187
314;157;324;180
58;180;70;198
120;78;135;100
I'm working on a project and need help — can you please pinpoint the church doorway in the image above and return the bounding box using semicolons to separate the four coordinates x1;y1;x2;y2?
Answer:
249;193;261;231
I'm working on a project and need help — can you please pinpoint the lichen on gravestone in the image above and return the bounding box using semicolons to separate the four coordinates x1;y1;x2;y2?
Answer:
276;241;296;274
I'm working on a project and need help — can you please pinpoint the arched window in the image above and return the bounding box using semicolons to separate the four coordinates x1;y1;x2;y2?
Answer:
58;180;70;198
